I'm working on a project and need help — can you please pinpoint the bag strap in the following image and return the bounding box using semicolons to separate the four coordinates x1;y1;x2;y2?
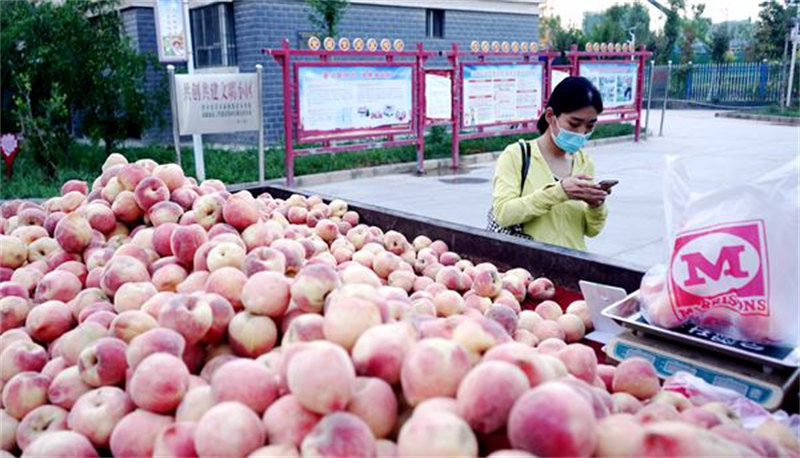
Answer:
518;139;531;196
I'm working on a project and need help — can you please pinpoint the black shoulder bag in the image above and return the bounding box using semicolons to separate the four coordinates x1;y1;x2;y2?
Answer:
487;139;532;239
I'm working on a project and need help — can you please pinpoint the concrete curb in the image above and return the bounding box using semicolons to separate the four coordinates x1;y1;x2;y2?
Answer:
715;111;800;126
228;133;639;191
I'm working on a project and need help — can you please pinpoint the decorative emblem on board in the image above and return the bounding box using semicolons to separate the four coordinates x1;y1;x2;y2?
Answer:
353;38;364;51
367;38;378;52
338;37;350;51
308;36;321;50
323;37;336;51
380;39;392;52
393;39;404;52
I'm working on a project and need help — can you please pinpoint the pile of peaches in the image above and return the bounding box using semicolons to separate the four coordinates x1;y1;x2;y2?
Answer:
1;155;797;457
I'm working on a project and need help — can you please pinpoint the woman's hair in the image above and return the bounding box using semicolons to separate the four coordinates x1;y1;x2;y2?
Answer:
536;76;603;133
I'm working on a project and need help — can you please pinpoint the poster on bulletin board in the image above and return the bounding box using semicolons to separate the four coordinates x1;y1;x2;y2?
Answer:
462;64;543;127
580;62;638;108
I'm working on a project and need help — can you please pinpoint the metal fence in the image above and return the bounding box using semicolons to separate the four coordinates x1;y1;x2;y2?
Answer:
643;61;799;108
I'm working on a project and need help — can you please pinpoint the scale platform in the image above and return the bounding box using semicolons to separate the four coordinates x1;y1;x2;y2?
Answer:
602;291;800;411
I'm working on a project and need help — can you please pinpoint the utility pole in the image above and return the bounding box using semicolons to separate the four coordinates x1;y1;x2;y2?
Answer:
787;1;800;107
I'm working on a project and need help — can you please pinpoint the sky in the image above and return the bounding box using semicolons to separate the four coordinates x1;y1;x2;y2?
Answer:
543;0;763;30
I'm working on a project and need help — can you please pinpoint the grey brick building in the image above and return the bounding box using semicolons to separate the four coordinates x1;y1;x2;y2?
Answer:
120;0;541;145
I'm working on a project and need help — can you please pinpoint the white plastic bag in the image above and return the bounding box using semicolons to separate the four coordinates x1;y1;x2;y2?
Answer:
654;157;800;347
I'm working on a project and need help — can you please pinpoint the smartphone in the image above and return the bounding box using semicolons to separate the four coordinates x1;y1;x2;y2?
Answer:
598;180;619;191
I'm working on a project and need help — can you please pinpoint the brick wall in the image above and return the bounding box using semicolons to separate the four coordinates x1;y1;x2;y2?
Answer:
125;0;539;146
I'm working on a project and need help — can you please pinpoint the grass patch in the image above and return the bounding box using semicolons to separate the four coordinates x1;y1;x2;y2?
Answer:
749;106;800;118
1;123;633;199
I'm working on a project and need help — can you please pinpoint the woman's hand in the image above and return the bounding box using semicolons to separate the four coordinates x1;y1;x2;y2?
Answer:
560;174;608;207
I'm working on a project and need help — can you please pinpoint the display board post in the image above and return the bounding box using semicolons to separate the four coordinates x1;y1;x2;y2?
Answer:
415;43;426;174
660;60;671;137
256;64;265;185
644;60;655;140
167;65;182;167
449;43;461;170
279;40;295;186
634;45;647;141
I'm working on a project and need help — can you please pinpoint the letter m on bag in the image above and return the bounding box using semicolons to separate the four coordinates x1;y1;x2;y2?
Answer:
680;245;749;287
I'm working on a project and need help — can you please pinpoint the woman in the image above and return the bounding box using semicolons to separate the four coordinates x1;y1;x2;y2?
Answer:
490;76;609;250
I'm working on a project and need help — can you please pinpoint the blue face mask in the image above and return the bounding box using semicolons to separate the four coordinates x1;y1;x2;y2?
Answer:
551;117;592;154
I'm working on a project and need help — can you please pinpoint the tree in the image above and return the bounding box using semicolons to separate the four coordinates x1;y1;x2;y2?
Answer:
753;0;798;61
680;3;711;63
584;3;654;48
306;0;349;38
1;0;163;166
540;16;586;52
710;24;731;62
656;0;685;63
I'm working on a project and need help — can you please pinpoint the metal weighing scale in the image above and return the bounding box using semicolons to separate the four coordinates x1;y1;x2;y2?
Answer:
580;282;800;412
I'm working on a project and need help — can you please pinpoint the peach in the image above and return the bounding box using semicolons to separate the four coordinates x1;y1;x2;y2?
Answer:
152;222;178;257
10;268;44;296
0;296;30;332
2;372;50;420
291;264;340;313
533;300;562;320
228;312;277;358
382;230;406;256
313;219;339;243
486;304;518;334
147;201;183;226
301;412;376;458
537;337;567;355
243;248;286;277
192;194;225;230
171;187;199;210
0;341;47;383
633;421;744;456
77;337;127;387
323;287;382;350
341;263;382;287
211;359;278;415
556;344;597;383
397;410;477;457
67;386;133;448
112;191;144;224
175;386;214;423
26;300;74;342
387;270;415;292
100;255;150;296
20;431;98;458
152;163;185;191
528;277;555;300
635;402;680;423
12;225;47;246
457;361;529;434
48;367;90;409
82;310;115;329
170;224;207;267
150;263;186;293
151;421;197;457
611;392;643;414
249;444;300;458
557;313;586;342
109;310;158;343
0;328;33;354
597;364;615;391
594;413;646;457
109;409;173;458
53;213;92;254
57;322;107;365
155;293;212;345
351;323;416;385
514;328;538;346
532;320;566;342
566;300;593;330
451;316;508;354
1;409;18;451
471;266;503;298
116;164;148;191
235;272;291;319
432;290;464;317
508;382;597;457
113;282;157;313
283;314;325;345
176;270;209;295
133;176;169;211
40;357;67;381
483;342;553;387
612;357;660;400
205;267;247;310
401;338;471;406
753;419;800;453
411;235;432;251
206;241;246;272
221;193;259;231
15;404;69;450
346;377;397;439
128;353;189;414
126;327;185;371
0;235;27;269
101;177;123;203
287;206;308;225
61;179;89;195
194;402;266;458
241;223;278;252
262;394;321;447
286;341;356;414
34;270;82;303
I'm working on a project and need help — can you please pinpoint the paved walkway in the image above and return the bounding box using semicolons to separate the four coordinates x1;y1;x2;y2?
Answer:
305;110;799;269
